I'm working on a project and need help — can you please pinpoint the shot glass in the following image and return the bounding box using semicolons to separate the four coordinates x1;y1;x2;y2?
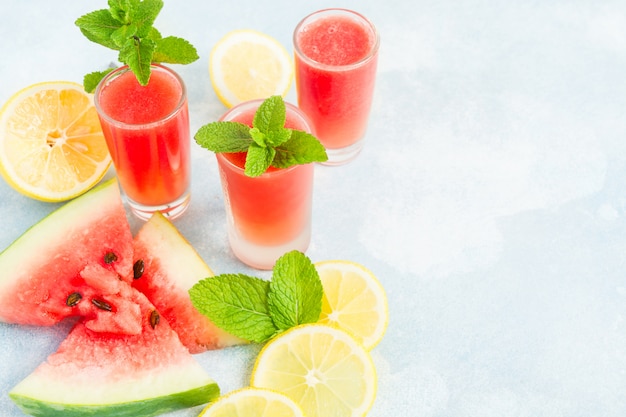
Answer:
293;8;380;165
215;99;315;270
94;64;191;220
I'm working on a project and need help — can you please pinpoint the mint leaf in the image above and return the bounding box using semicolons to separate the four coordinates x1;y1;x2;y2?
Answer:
146;26;162;41
111;22;138;48
249;127;266;147
119;36;156;86
77;0;197;89
153;36;199;64
248;127;291;149
189;274;277;343
83;69;114;94
253;95;286;133
245;143;275;177
194;121;252;153
190;251;324;344
266;128;292;147
75;9;122;50
194;96;328;177
273;130;329;168
132;0;162;37
107;0;132;24
268;251;323;331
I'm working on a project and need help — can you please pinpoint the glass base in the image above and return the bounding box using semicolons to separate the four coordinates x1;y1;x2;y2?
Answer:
228;225;311;270
320;139;365;166
127;191;191;221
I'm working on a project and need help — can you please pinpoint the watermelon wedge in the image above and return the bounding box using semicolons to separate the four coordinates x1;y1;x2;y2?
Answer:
133;212;245;353
9;282;220;417
0;180;237;416
0;178;137;332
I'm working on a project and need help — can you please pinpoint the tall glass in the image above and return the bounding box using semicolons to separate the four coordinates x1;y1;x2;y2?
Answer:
293;8;380;165
216;100;315;270
94;64;191;220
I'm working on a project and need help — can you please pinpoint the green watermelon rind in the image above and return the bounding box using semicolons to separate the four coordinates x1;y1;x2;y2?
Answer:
9;382;219;417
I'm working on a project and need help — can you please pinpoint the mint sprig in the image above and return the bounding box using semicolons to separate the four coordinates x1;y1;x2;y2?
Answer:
76;0;199;92
188;251;323;343
189;273;276;343
194;96;328;177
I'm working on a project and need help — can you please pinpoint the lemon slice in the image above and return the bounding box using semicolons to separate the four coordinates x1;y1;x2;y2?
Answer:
315;260;388;350
251;324;377;417
0;81;111;202
209;29;293;107
199;387;305;417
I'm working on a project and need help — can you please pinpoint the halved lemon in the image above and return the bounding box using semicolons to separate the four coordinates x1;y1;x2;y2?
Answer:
199;387;305;417
209;29;293;107
316;260;389;350
0;81;111;202
251;324;377;417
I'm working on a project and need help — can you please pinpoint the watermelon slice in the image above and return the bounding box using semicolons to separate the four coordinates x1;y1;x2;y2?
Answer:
0;178;138;332
9;280;220;417
0;180;237;415
133;212;245;353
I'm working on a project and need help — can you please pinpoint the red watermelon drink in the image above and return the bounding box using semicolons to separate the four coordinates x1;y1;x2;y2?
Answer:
95;64;191;220
216;100;315;270
293;8;380;165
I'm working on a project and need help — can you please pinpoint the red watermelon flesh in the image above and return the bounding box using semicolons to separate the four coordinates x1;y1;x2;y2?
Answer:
133;212;245;353
0;179;235;415
76;264;142;335
0;178;137;331
9;282;220;417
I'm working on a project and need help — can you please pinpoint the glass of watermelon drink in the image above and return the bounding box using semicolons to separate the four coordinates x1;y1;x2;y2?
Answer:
216;100;315;270
94;64;191;220
293;8;380;165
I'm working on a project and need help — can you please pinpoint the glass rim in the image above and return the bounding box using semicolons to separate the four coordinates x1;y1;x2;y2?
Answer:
216;99;314;177
94;63;188;129
293;8;380;71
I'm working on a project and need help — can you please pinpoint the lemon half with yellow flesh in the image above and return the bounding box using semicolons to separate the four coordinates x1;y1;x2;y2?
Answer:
209;29;293;108
316;260;389;350
251;324;377;417
199;387;305;417
0;81;111;202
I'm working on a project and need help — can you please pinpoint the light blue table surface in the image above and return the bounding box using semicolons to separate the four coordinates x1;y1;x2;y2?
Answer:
1;1;626;416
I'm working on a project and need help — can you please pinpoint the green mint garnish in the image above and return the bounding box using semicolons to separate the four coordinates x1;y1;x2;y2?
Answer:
189;250;323;343
267;250;323;331
75;0;199;92
194;95;328;177
189;273;276;343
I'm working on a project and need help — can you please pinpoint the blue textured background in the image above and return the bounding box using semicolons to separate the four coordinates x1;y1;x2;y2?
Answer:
1;1;626;416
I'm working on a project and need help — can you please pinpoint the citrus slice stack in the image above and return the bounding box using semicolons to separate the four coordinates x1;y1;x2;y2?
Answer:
315;260;389;350
251;324;377;417
209;29;293;107
0;81;111;202
199;387;305;417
